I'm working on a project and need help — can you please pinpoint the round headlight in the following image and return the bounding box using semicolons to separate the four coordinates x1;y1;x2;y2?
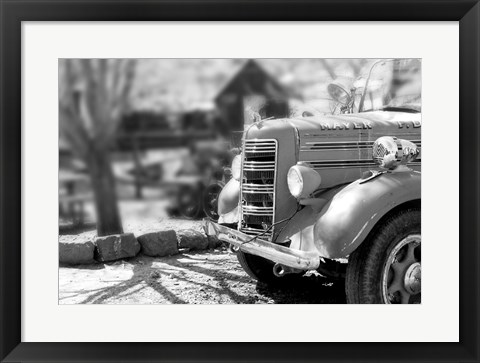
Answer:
231;154;242;180
287;163;321;199
373;136;420;170
327;82;351;105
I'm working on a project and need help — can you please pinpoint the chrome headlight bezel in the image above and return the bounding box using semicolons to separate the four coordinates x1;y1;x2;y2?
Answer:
287;163;322;199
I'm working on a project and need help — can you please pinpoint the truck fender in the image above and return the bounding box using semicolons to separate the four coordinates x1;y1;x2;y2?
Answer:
276;171;421;259
217;178;240;216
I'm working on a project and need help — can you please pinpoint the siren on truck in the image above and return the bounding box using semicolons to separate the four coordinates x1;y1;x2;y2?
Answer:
372;136;420;170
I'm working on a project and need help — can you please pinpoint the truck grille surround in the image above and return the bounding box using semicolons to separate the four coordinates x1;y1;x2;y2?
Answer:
240;139;277;240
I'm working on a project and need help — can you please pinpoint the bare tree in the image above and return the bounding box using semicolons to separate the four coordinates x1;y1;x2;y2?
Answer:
59;59;136;236
348;59;368;78
319;59;337;80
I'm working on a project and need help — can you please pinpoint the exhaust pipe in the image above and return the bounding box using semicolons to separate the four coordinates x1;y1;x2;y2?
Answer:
273;263;303;277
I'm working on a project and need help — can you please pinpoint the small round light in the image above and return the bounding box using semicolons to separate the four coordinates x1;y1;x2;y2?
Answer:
287;164;321;199
231;154;242;180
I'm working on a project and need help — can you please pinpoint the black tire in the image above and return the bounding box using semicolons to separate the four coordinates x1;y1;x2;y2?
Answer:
177;184;203;219
202;183;223;221
237;251;301;286
346;208;421;304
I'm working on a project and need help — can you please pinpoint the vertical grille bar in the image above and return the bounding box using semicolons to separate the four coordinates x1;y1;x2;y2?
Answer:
240;139;277;240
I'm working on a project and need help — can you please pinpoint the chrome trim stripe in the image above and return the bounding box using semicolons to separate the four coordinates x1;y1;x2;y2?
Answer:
242;183;275;188
242;184;275;193
301;140;421;151
244;144;277;148
244;148;277;153
243;167;276;171
244;145;277;150
308;158;384;165
303;139;421;145
307;158;422;164
308;159;421;169
243;160;276;171
243;205;274;213
244;140;278;144
243;161;276;166
302;145;422;151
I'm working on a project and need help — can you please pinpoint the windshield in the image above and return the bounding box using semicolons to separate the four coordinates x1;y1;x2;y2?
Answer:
359;59;421;113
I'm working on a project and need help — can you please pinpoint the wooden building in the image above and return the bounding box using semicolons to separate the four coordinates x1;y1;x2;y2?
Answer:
214;59;291;134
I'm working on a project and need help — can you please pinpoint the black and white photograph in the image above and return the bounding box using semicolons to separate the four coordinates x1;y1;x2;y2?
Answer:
58;58;422;305
2;0;477;359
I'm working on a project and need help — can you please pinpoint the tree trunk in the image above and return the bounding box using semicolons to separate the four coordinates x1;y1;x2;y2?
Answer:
132;136;143;200
87;150;123;236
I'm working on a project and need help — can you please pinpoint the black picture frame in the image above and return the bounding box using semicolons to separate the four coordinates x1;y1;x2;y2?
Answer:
1;0;478;362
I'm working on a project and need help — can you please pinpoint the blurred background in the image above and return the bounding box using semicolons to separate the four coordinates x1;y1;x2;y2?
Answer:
58;58;420;236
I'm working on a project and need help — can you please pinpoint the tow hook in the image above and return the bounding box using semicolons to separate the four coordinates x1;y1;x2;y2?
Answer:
273;263;303;277
228;244;239;253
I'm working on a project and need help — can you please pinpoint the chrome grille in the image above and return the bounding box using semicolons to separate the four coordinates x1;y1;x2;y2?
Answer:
240;139;277;240
243;170;275;181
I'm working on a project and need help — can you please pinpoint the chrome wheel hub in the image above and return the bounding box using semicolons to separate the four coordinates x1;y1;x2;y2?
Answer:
404;262;421;295
382;234;421;304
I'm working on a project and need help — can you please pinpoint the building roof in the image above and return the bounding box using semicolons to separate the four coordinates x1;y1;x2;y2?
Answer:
214;59;293;102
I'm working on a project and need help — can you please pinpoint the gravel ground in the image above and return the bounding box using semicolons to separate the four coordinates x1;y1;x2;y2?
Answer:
59;246;346;304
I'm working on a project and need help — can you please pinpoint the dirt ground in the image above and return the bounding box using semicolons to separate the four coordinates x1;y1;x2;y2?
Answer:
59;201;346;304
59;246;346;304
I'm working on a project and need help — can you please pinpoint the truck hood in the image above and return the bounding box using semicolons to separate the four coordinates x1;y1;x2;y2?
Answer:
245;111;421;139
244;110;421;194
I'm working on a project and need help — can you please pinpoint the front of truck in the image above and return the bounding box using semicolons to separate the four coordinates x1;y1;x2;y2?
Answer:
206;58;422;276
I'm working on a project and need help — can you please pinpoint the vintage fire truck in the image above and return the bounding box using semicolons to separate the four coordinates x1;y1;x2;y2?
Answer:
205;59;422;304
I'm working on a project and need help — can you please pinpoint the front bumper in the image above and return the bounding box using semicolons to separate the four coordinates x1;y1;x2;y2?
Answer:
204;220;320;270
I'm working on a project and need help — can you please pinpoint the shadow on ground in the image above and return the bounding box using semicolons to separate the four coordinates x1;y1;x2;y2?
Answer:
59;251;346;304
255;277;346;304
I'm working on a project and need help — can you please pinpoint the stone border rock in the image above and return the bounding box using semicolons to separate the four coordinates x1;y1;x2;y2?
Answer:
59;227;223;266
137;230;178;257
59;240;95;265
94;233;140;262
